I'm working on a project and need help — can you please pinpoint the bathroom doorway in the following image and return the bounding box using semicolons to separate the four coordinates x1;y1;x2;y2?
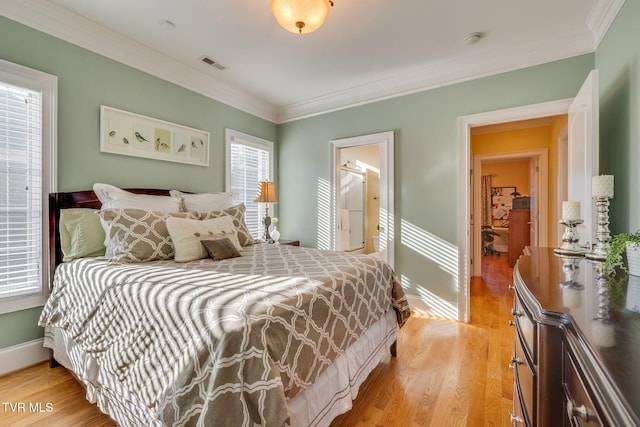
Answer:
338;149;379;255
330;131;395;267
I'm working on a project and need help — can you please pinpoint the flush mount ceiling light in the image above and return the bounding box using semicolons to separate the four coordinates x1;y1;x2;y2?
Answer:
270;0;334;34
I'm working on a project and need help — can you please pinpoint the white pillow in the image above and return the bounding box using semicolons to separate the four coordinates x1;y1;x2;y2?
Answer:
169;190;234;212
166;216;242;262
94;183;181;212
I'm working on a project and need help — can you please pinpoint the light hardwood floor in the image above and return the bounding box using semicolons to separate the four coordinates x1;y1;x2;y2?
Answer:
0;254;515;427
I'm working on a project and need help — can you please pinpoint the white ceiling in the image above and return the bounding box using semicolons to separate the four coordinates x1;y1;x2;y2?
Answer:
0;0;624;123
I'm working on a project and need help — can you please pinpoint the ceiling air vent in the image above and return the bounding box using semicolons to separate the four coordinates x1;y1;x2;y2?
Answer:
200;56;226;71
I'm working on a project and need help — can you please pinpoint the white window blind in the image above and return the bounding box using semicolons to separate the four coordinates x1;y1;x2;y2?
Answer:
226;130;273;240
0;82;42;300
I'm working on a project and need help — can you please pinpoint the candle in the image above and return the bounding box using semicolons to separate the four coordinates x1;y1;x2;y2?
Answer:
592;175;614;198
562;201;581;221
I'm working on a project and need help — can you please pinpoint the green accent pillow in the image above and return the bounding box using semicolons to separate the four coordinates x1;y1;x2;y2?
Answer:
59;208;106;261
201;238;242;261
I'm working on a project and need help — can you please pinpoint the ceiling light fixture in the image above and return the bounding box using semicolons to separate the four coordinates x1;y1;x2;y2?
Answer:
270;0;334;34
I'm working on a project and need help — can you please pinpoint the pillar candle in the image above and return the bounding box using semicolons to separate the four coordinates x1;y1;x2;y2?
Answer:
592;175;614;198
562;201;581;221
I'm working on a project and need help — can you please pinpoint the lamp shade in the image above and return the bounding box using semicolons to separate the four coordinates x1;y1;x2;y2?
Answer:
254;181;278;203
270;0;332;34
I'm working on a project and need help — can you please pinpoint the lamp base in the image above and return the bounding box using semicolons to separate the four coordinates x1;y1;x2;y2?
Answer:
264;215;272;242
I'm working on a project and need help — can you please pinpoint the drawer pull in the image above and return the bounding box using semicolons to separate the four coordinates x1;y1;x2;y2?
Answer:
508;284;515;292
509;412;524;425
509;320;516;327
511;308;523;317
567;400;589;421
509;356;523;369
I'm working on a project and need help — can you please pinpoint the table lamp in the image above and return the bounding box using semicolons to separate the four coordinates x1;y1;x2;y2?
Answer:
254;181;278;242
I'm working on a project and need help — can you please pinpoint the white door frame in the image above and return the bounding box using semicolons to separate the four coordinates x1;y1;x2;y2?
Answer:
330;131;395;268
458;99;572;323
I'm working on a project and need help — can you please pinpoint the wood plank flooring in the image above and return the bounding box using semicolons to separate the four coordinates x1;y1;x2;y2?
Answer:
0;254;515;426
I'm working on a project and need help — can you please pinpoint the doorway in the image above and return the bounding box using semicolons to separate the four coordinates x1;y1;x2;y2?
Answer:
471;140;551;275
457;99;573;322
330;131;395;267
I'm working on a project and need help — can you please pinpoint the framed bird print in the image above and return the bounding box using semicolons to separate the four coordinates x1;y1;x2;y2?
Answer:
100;105;210;166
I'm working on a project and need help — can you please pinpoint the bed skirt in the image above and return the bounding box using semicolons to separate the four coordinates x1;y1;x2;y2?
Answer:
45;310;398;427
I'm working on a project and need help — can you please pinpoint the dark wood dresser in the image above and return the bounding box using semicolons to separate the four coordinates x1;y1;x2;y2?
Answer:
510;247;640;426
509;209;531;267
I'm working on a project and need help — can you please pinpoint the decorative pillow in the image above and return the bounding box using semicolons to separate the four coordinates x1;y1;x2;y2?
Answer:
98;209;197;263
59;208;106;261
201;238;242;261
169;190;234;212
166;216;242;262
94;183;181;212
199;204;255;246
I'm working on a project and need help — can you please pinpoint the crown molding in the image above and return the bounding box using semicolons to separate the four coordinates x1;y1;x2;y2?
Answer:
276;28;594;123
0;0;278;123
588;0;626;48
1;0;624;124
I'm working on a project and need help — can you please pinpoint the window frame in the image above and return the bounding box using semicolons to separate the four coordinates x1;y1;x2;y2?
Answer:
0;59;57;314
224;129;274;240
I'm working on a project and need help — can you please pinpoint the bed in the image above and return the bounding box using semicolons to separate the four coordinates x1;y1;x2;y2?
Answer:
39;187;411;427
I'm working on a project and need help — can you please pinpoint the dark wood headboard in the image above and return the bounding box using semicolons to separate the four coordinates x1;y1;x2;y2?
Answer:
48;189;173;289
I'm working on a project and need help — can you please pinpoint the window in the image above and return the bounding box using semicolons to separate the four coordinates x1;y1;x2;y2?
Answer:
225;129;274;240
0;59;57;314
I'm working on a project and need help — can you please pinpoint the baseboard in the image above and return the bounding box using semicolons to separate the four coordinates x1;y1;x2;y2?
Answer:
0;338;48;376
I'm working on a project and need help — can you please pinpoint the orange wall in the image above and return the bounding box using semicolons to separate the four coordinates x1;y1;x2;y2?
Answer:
472;126;551;154
548;115;568;245
482;160;530;197
471;116;567;245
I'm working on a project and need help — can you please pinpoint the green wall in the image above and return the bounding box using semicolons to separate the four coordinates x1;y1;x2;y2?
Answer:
4;0;639;351
0;16;277;349
596;0;640;234
278;55;595;311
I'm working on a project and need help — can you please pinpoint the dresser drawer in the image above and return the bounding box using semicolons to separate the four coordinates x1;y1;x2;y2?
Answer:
513;336;534;426
512;382;531;427
563;351;602;426
513;291;536;363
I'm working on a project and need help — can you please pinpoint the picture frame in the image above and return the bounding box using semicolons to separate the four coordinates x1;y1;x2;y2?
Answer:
100;105;209;166
491;186;517;226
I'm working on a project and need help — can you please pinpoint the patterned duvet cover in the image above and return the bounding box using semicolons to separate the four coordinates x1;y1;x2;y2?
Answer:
39;243;410;426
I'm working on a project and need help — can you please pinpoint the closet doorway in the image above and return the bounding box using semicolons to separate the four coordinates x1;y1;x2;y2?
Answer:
330;131;395;267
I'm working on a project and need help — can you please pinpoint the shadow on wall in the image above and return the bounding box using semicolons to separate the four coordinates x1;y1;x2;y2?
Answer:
317;177;333;250
316;176;459;320
400;218;459;319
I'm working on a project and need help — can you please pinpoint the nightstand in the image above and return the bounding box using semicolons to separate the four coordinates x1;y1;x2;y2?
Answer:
278;239;300;246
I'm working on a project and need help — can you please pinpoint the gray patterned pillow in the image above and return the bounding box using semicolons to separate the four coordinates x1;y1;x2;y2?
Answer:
201;238;242;261
198;204;255;246
98;209;197;262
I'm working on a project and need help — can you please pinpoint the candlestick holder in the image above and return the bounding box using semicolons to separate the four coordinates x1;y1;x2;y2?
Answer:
586;196;611;261
554;219;586;256
557;254;584;309
559;255;583;286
